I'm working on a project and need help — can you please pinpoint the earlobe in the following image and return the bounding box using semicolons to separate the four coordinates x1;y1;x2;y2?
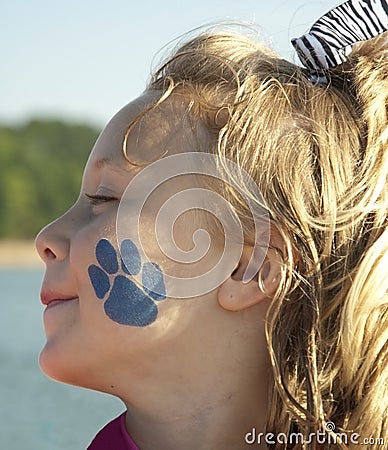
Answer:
217;255;282;312
218;227;287;312
217;277;268;312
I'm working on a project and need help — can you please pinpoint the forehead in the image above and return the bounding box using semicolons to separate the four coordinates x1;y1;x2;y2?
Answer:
90;91;209;167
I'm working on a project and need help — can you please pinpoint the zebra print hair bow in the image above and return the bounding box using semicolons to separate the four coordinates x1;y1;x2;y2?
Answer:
291;0;388;82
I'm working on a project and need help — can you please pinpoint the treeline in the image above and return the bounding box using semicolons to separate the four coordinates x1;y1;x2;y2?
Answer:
0;119;101;239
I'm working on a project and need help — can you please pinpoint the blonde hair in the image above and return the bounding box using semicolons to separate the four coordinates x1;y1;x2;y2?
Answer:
136;29;388;449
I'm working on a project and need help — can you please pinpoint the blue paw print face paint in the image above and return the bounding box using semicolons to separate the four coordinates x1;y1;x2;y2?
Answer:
88;238;166;327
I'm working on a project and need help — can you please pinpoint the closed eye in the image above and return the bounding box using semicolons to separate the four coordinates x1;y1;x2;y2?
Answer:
85;193;118;205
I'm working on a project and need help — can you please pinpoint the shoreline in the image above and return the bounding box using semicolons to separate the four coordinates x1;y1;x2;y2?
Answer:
0;240;43;268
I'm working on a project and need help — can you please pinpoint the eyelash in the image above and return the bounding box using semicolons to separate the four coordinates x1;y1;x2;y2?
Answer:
85;193;117;205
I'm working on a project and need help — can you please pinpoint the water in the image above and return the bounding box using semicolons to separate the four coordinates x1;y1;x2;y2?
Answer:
0;269;124;450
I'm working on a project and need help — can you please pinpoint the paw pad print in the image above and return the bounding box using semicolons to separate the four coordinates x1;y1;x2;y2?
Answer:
88;239;166;327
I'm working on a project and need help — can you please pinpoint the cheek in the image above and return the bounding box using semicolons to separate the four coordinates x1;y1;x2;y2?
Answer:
86;237;167;328
137;210;226;300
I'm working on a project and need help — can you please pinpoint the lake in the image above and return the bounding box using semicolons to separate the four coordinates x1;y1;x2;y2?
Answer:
0;268;123;449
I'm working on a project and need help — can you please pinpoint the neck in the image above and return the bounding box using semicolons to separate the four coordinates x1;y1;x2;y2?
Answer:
122;365;269;450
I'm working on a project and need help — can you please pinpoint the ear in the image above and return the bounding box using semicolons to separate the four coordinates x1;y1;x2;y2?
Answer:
217;234;284;312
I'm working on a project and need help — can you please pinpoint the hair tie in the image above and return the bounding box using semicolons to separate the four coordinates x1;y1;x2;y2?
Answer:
291;0;388;83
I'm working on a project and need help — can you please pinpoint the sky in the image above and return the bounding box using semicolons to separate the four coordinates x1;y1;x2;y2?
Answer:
2;0;340;127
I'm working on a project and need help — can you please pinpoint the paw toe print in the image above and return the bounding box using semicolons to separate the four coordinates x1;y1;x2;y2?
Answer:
88;239;166;327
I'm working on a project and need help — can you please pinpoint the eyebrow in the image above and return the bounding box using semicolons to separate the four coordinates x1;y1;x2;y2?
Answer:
93;157;127;174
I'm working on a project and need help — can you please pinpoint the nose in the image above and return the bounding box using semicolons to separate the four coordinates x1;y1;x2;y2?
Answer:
35;218;70;264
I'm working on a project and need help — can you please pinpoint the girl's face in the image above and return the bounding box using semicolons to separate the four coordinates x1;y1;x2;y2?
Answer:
35;91;228;390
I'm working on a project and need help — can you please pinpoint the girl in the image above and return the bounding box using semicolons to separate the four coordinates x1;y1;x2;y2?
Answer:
35;1;388;448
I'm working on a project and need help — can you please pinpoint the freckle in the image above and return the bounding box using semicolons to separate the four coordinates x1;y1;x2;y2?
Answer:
110;385;115;389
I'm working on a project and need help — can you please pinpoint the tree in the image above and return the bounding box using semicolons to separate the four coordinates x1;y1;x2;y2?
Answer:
0;119;100;238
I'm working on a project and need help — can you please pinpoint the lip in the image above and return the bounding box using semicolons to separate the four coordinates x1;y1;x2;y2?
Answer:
41;291;78;307
44;298;78;310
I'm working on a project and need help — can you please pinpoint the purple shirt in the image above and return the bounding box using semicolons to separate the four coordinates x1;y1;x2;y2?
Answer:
88;412;139;450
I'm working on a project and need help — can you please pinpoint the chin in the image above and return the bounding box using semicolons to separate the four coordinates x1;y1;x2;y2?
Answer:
39;340;110;393
38;341;86;388
39;342;75;384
